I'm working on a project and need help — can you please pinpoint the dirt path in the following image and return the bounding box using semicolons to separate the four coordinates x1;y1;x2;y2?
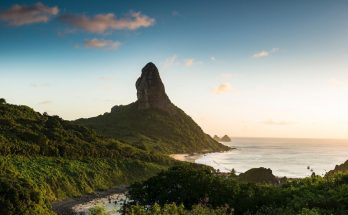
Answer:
51;185;128;215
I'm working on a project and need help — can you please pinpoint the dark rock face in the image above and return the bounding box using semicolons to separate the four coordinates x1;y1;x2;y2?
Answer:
213;135;231;142
136;62;172;112
221;135;231;142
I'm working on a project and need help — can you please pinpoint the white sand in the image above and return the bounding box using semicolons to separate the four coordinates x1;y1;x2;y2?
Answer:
169;153;203;162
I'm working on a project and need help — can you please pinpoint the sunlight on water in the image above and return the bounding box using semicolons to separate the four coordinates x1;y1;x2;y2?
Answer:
196;138;348;178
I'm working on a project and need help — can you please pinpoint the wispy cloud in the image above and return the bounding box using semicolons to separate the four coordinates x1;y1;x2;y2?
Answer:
162;55;177;69
253;48;279;58
98;76;117;81
185;58;194;67
84;39;121;50
60;12;155;34
0;2;59;26
213;83;232;94
210;56;216;61
38;100;52;105
162;56;201;69
262;119;294;126
30;83;51;88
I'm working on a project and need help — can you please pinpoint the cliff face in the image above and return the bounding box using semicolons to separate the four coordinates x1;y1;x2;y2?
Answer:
221;135;231;142
136;62;172;112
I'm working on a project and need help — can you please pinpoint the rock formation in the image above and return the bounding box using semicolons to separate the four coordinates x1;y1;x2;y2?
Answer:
76;62;230;153
221;135;231;142
214;135;231;142
135;62;172;112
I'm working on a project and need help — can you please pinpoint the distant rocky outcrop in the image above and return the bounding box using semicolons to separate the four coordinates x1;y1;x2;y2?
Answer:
221;135;231;142
76;62;230;153
213;135;231;142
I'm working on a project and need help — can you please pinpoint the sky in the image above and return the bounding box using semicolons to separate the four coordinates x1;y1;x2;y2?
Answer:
1;0;348;139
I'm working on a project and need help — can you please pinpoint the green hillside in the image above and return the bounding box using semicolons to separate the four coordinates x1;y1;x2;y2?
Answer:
75;102;229;154
0;100;174;214
327;159;348;175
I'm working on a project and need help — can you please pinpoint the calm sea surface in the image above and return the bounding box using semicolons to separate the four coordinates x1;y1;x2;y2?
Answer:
195;138;348;178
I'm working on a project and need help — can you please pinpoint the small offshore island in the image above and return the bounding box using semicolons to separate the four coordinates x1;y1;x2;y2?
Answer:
1;63;348;215
214;135;232;142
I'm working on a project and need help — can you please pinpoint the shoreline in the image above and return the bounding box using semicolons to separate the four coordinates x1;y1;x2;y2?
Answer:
169;153;204;163
51;185;127;215
169;145;236;163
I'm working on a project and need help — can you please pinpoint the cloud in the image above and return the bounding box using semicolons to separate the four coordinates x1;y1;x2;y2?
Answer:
253;48;279;58
38;100;52;105
213;83;232;94
253;50;270;58
60;12;155;34
162;55;177;69
0;2;59;26
30;83;51;88
84;39;121;49
98;76;117;81
185;58;194;67
210;56;216;61
263;119;294;126
162;56;201;69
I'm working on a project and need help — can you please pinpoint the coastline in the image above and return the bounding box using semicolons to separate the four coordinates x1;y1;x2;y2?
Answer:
51;185;127;215
169;153;204;163
169;143;235;163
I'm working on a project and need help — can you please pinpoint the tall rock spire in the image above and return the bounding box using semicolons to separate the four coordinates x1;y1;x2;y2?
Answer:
135;62;172;112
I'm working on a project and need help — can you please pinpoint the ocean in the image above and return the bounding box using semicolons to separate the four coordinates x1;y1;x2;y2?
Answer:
195;138;348;178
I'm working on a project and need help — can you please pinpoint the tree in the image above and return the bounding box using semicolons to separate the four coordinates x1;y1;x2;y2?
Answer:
0;98;6;104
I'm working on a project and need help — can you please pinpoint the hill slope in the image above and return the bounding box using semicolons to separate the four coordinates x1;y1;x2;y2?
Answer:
75;62;229;154
327;159;348;175
0;99;174;214
76;102;228;153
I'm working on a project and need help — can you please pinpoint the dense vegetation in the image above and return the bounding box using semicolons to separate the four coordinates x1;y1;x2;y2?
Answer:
0;171;53;215
2;98;348;214
126;203;233;215
128;163;348;215
76;102;229;153
0;101;169;162
0;100;175;214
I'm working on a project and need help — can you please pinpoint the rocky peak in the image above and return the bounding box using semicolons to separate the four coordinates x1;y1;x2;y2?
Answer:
135;62;172;112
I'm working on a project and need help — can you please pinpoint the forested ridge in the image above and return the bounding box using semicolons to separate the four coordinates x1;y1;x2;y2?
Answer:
0;99;175;214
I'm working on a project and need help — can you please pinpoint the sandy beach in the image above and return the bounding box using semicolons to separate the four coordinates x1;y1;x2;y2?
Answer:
169;153;204;162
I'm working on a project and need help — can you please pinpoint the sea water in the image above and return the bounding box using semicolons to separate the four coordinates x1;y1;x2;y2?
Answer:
195;138;348;178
